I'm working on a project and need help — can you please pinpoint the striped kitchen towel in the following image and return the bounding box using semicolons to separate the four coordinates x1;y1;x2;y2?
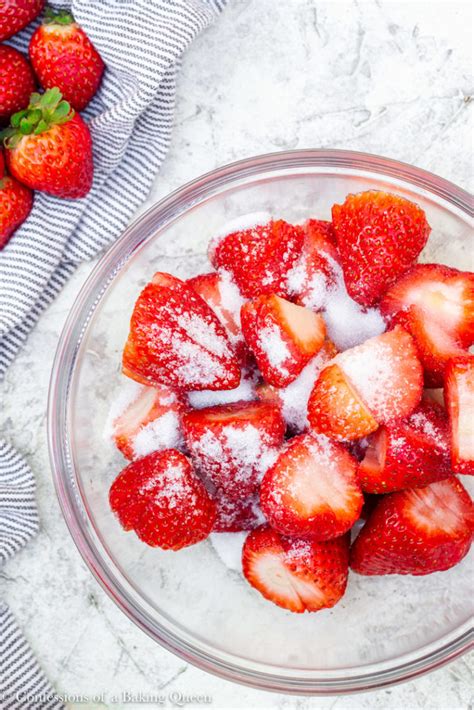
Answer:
0;1;227;707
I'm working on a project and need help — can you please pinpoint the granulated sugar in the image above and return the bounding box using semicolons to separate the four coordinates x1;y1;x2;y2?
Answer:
132;410;184;459
209;531;248;571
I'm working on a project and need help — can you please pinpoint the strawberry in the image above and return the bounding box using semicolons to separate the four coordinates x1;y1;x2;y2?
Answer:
0;0;45;42
212;489;263;532
260;433;363;540
256;339;338;434
241;295;326;387
29;8;104;111
1;88;93;198
210;218;304;298
0;149;4;177
182;400;285;500
0;173;33;249
350;477;473;575
187;270;249;364
308;363;379;441
381;264;474;386
287;219;340;308
108;381;187;461
332;190;431;307
445;356;474;475
109;449;216;550
358;399;452;493
122;272;241;392
0;46;35;124
242;525;349;613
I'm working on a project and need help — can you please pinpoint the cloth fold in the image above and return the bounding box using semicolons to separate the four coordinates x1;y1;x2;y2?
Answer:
0;1;227;706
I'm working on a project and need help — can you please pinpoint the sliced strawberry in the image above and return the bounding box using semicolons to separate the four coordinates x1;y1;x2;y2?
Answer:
182;400;285;500
358;399;452;493
286;219;340;308
210;219;304;298
107;380;187;460
350;478;473;575
257;340;338;434
307;363;379;441
445;356;474;475
212;489;264;532
260;433;363;540
122;272;240;391
242;525;349;613
187;270;249;363
332;190;430;307
109;450;216;550
241;295;326;387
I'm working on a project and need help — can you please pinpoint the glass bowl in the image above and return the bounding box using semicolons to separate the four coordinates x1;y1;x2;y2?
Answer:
48;150;473;695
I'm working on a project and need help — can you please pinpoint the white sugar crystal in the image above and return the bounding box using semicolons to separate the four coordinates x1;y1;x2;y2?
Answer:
278;349;331;432
258;324;291;372
210;532;247;571
132;410;184;459
216;270;246;330
103;379;144;440
177;311;232;358
187;372;256;409
214;211;272;240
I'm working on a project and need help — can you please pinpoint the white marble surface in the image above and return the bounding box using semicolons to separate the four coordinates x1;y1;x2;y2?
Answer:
1;0;473;708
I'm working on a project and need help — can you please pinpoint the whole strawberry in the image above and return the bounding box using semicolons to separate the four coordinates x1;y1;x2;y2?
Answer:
0;45;36;126
1;87;93;198
0;0;45;42
0;174;33;249
29;8;104;111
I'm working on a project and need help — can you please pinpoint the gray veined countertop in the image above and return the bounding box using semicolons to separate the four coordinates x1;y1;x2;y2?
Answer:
1;1;472;708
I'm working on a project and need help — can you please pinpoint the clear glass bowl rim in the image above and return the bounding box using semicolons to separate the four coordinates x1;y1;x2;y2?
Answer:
47;149;474;695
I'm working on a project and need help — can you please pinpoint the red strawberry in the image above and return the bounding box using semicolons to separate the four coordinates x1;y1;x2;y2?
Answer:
287;219;340;308
210;218;304;298
1;88;93;198
308;363;379;441
122;272;240;392
29;8;104;111
241;295;326;387
381;264;474;386
182;400;285;500
0;0;45;41
108;381;187;461
0;46;35;124
187;270;249;364
332;190;431;307
309;327;423;440
212;489;263;532
242;525;349;613
358;399;452;493
0;174;33;249
109;449;216;550
350;477;473;575
445;356;474;475
256;339;338;434
260;433;363;540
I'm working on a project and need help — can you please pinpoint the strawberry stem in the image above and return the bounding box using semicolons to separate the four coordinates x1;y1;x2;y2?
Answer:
44;7;75;25
0;89;74;149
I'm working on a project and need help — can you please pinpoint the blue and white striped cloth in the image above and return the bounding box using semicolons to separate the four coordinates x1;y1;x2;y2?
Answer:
0;1;226;707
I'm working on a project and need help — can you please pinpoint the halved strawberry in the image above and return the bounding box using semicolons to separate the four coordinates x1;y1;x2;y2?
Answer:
242;525;349;613
307;363;379;441
350;478;473;575
257;340;338;434
241;295;326;387
212;489;264;532
107;381;187;460
109;450;216;550
286;219;340;309
187;270;249;363
210;218;304;298
332;190;431;307
182;400;285;500
381;264;474;386
358;399;452;493
445;356;474;475
260;433;363;539
122;272;240;391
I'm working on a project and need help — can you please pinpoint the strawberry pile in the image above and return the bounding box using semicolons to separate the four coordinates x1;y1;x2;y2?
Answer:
0;3;104;248
107;189;473;614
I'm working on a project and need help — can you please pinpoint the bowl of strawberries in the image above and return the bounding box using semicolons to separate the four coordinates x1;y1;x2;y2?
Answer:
48;149;473;693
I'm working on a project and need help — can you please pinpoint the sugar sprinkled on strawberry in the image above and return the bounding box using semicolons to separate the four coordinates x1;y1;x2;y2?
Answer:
445;356;474;475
